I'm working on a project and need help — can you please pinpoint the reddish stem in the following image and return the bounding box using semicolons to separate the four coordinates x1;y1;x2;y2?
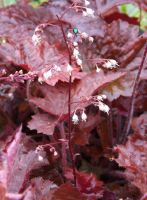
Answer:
56;15;77;186
121;43;147;143
59;122;68;174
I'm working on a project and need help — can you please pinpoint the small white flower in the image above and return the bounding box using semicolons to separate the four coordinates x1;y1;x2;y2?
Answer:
72;112;79;124
73;41;78;47
81;32;89;39
83;8;95;17
103;61;112;69
98;101;110;114
19;70;23;75
67;32;73;38
84;0;90;6
73;48;80;58
83;11;88;17
97;94;107;101
97;95;103;101
76;58;82;66
32;34;41;46
101;94;107;99
96;65;101;72
103;59;119;69
54;151;58;156
54;64;61;71
81;111;87;122
43;70;52;79
67;64;73;75
89;36;94;43
109;59;119;67
38;155;44;162
38;77;43;84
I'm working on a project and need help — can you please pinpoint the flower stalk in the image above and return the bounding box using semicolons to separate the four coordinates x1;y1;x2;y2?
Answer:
57;15;77;186
121;43;147;143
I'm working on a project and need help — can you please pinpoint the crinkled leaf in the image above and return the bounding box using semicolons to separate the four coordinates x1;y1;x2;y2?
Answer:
28;112;57;135
114;114;147;194
76;171;103;200
30;71;125;117
52;183;85;200
30;177;57;200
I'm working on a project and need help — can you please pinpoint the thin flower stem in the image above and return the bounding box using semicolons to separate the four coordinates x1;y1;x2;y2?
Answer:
56;15;77;186
121;43;147;143
59;122;68;175
108;102;113;147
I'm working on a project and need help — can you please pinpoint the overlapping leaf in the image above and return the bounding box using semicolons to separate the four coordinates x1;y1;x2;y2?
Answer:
114;114;147;194
29;71;125;117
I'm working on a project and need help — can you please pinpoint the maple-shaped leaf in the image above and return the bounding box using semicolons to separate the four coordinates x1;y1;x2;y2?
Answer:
29;177;58;200
100;74;134;101
51;183;85;200
76;171;103;200
114;113;147;194
30;71;125;117
101;51;147;101
0;126;49;194
28;112;57;135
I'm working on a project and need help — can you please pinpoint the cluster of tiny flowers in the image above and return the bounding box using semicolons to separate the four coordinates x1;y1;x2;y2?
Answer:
35;145;58;162
80;32;94;43
32;33;41;46
67;30;94;70
35;146;44;162
6;70;37;83
82;0;95;18
72;110;87;124
73;46;83;67
50;147;58;157
103;59;119;69
93;94;110;114
67;31;83;68
95;59;119;73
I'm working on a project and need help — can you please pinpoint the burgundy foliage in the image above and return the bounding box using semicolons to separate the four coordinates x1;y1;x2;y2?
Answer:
0;0;146;200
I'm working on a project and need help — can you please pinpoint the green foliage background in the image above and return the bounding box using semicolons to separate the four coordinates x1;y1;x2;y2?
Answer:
120;4;147;30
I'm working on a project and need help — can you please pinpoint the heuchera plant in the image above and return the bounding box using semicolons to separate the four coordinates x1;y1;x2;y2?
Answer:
0;0;146;200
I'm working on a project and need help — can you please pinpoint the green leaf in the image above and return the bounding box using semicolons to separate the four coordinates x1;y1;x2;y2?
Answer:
4;0;16;6
119;3;147;30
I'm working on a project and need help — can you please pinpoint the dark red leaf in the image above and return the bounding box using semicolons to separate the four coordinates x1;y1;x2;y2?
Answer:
30;71;125;117
114;114;147;194
103;11;139;25
52;183;85;200
76;171;103;200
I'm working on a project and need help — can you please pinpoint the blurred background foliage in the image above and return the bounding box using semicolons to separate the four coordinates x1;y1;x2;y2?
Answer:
119;4;147;30
0;0;146;30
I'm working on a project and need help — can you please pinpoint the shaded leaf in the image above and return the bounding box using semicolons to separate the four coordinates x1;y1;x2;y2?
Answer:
52;183;85;200
114;113;147;194
76;171;103;200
